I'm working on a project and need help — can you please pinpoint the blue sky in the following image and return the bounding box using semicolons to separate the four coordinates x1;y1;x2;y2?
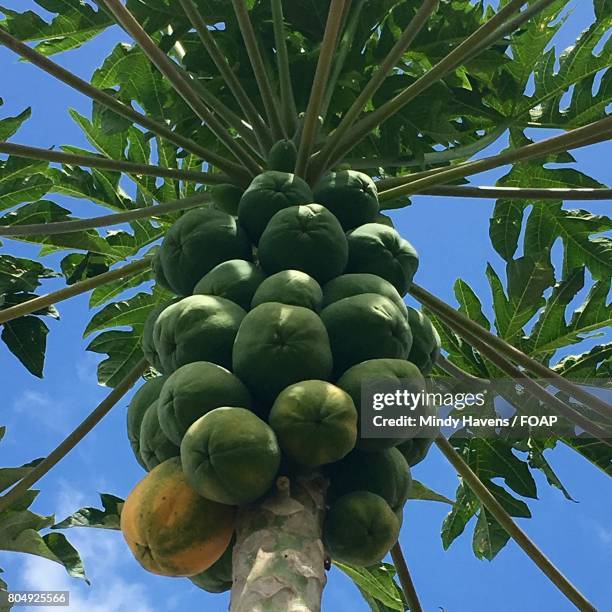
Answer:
1;1;611;610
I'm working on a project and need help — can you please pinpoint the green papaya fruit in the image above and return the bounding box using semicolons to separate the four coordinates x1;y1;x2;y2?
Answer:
346;223;419;296
139;399;180;470
322;273;407;317
269;380;357;467
320;293;412;376
337;359;426;451
267;139;298;173
323;491;400;566
258;204;348;284
142;300;178;374
251;270;323;311
233;302;333;405
313;170;379;230
407;307;441;375
152;250;173;293
211;184;244;216
181;407;281;505
153;295;246;374
127;376;167;470
157;361;251;445
327;448;412;513
158;208;252;296
396;437;434;467
193;259;265;310
237;171;312;244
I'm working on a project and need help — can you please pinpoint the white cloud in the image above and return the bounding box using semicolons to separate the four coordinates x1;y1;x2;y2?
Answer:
12;390;52;413
10;390;70;435
75;353;99;384
21;554;154;612
594;523;612;546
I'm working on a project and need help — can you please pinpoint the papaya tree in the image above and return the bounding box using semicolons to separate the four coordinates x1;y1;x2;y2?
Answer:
0;0;610;610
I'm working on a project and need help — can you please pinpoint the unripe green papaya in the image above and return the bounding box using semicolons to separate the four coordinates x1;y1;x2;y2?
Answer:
153;295;246;373
127;377;167;470
193;259;265;310
211;184;244;216
139;400;180;470
158;208;252;296
237;171;313;244
269;380;357;467
407;307;441;375
321;293;412;376
327;448;412;513
142;300;178;374
152;250;173;293
258;204;348;284
322;273;407;317
337;359;426;451
267;139;298;173
396;437;434;467
233;302;333;405
157;361;251;445
313;170;379;230
251;270;323;312
346;223;419;296
323;491;400;566
181;407;281;505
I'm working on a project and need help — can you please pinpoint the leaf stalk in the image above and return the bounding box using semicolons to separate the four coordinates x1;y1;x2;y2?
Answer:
436;436;596;611
0;259;151;325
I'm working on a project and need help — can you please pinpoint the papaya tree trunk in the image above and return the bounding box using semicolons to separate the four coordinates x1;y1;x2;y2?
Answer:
230;474;328;611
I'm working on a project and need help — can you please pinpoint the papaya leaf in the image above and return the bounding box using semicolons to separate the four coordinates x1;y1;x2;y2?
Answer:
60;252;110;286
441;484;478;550
86;329;143;388
52;493;124;531
0;201;118;257
427;310;490;378
0;255;56;294
0;173;53;212
472;507;511;561
1;316;49;378
526;440;575;502
553;343;612;382
563;436;612;478
485;264;512;339
458;438;538;500
0;106;31;140
502;253;555;339
0;458;44;495
0;509;87;582
0;1;112;56
89;267;153;309
523;12;612;127
454;279;491;330
528;277;612;356
408;480;454;505
501;0;567;102
84;292;158;338
42;533;88;584
444;476;531;559
334;561;405;612
489;200;525;263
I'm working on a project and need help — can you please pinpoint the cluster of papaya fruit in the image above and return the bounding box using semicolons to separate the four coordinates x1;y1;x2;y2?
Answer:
121;143;441;591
